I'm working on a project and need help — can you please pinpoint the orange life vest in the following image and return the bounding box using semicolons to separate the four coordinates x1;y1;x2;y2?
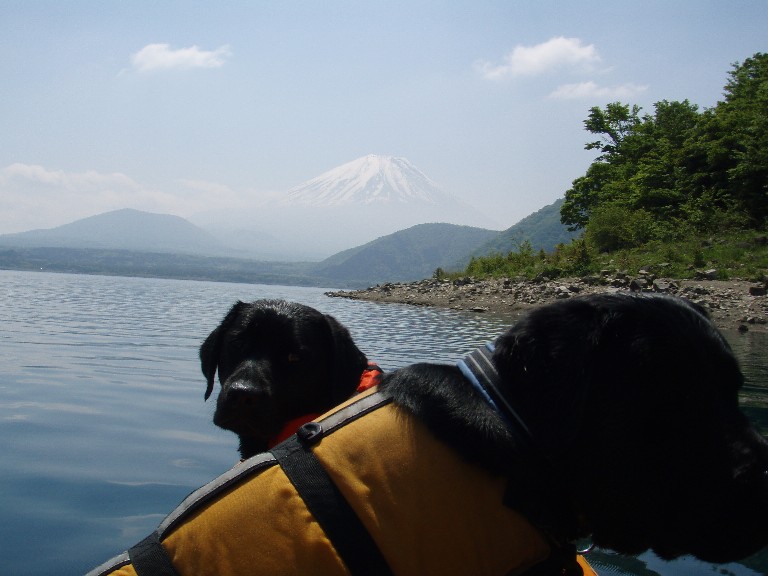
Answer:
89;388;597;576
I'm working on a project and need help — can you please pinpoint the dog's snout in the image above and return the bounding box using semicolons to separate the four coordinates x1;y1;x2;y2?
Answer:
222;381;263;405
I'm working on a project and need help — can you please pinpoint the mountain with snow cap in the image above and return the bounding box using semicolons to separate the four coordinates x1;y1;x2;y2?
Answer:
208;154;500;259
283;154;454;206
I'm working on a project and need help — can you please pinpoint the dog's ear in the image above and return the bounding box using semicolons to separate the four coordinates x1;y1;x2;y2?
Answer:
492;297;607;457
200;301;248;401
493;298;603;385
324;314;368;405
200;327;222;401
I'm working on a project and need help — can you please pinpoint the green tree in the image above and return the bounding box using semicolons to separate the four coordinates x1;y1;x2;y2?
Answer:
718;53;768;223
561;103;642;230
563;54;768;238
629;100;700;218
584;202;656;252
584;102;642;160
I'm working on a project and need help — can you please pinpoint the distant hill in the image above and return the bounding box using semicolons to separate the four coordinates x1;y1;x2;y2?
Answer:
0;208;226;255
0;246;321;286
312;223;498;285
472;198;579;257
0;201;573;287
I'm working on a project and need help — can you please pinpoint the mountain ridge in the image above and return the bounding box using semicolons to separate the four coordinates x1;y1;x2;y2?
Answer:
0;201;574;287
313;223;498;285
472;198;578;256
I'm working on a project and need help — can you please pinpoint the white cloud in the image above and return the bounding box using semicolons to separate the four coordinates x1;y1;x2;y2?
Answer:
0;164;167;233
477;37;601;80
130;43;231;72
549;81;648;100
3;163;140;190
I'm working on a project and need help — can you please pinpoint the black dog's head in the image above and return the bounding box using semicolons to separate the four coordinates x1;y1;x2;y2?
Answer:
200;299;368;459
493;293;768;563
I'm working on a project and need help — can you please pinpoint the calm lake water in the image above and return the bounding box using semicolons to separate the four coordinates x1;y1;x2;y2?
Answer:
1;269;766;576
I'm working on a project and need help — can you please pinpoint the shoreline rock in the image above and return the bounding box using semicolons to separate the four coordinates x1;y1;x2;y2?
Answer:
327;273;768;333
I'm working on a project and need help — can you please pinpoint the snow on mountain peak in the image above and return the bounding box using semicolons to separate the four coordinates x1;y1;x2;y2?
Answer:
283;154;453;206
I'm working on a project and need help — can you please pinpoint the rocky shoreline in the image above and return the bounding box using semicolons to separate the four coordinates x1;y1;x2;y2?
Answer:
327;270;768;333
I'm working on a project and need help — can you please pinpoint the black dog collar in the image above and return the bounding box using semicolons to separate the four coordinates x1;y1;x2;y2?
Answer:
457;343;534;448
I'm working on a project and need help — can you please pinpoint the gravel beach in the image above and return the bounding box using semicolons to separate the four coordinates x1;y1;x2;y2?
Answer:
328;272;768;333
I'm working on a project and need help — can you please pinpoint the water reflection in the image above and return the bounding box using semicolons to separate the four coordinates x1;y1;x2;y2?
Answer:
732;331;768;438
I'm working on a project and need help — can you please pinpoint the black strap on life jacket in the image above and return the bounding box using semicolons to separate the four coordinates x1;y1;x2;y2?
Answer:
271;423;394;576
128;531;180;576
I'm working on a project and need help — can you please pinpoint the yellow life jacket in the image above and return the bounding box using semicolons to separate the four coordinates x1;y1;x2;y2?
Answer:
88;388;597;576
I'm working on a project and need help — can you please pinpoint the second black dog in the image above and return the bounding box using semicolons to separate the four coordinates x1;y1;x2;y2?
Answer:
382;293;768;563
200;299;369;459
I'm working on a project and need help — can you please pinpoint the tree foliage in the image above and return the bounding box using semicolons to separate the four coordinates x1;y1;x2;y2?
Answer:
561;53;768;247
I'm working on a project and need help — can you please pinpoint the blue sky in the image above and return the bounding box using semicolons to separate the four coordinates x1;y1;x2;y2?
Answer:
1;1;766;234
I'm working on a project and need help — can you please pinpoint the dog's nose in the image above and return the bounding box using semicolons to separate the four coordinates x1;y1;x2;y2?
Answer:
222;381;262;405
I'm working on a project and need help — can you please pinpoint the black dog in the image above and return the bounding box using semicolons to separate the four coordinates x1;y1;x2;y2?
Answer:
200;299;369;459
381;293;768;563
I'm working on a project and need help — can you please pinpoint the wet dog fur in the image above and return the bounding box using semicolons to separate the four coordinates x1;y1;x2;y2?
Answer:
200;299;368;459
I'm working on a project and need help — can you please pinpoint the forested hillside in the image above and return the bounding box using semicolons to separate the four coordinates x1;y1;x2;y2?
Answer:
464;53;768;281
561;52;767;250
470;198;578;256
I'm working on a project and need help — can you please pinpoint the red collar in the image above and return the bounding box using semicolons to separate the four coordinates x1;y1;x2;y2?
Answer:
267;363;383;449
357;362;383;393
267;412;323;448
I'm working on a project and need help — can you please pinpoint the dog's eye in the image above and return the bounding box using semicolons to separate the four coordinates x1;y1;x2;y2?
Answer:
228;333;248;347
287;353;301;363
